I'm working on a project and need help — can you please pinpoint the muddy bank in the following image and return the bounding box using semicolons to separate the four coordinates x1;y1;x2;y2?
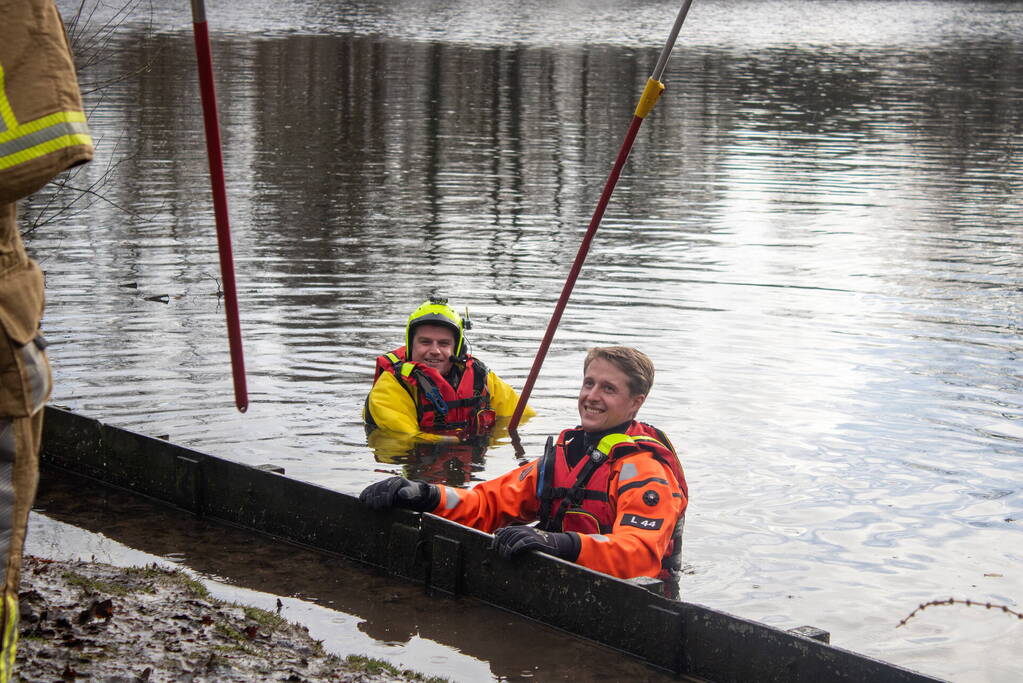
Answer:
16;556;444;682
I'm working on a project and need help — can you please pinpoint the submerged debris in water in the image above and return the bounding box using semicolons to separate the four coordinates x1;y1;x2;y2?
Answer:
16;555;445;682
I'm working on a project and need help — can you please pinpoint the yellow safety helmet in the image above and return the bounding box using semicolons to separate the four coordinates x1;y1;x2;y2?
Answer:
405;297;469;359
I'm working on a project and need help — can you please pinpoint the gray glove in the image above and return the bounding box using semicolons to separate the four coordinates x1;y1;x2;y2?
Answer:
359;476;439;512
492;526;580;561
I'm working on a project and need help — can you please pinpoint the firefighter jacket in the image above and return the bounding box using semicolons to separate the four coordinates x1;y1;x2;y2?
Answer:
429;420;688;582
1;0;93;205
364;347;533;441
0;5;91;680
0;0;93;417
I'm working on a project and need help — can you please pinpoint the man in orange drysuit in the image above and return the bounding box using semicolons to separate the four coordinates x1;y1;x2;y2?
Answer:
0;1;93;678
360;346;688;594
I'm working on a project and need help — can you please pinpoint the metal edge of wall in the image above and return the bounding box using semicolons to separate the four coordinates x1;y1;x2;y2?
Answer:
38;406;944;683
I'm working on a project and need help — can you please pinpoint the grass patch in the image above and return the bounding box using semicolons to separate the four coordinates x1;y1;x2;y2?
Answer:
344;654;450;683
213;642;259;657
214;622;246;642
61;570;135;597
168;572;211;600
122;566;167;581
62;565;209;601
243;606;287;631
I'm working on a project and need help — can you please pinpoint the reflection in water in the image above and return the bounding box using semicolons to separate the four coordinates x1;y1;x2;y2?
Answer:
367;415;529;486
367;427;491;487
32;2;1023;681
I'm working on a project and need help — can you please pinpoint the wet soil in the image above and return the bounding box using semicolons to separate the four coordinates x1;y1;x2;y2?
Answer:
16;556;442;683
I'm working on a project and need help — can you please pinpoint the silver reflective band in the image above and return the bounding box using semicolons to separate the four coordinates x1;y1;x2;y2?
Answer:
0;121;91;158
619;461;639;482
19;338;49;416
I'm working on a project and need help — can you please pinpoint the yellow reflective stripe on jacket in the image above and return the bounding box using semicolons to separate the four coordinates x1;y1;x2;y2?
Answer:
0;64;93;171
0;591;17;682
595;433;669;458
595;432;636;456
399;363;415;379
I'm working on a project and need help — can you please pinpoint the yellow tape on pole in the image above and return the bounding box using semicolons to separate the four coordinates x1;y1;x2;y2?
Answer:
634;77;665;119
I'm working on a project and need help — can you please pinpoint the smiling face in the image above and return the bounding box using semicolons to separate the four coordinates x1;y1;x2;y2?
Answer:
577;357;646;433
409;323;456;376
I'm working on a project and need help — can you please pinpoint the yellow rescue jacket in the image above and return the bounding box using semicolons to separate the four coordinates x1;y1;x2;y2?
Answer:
364;356;534;441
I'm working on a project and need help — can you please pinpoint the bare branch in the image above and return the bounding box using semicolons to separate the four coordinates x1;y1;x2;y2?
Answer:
897;598;1023;628
23;2;161;238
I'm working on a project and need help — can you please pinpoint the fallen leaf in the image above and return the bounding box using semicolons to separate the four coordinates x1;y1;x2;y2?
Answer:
94;599;114;620
78;598;114;624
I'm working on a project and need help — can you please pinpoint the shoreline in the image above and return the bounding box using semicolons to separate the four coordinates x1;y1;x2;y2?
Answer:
16;555;446;683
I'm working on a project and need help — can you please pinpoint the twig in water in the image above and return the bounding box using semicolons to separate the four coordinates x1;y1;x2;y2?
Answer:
897;598;1023;628
204;272;224;298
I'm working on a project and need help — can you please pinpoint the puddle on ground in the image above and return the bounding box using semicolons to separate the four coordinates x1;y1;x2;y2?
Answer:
29;466;684;683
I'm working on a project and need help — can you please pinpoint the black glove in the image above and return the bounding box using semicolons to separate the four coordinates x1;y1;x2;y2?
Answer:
359;476;439;512
492;526;580;562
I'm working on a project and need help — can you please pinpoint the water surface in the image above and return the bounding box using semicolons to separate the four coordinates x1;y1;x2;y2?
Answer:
30;1;1023;680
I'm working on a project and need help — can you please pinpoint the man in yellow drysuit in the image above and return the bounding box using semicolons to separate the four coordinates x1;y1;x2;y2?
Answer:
0;1;93;678
364;298;533;444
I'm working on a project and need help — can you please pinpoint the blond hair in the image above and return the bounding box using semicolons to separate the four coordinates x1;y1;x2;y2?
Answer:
583;347;655;397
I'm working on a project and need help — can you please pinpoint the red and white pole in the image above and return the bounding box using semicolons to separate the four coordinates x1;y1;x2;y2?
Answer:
190;0;248;413
509;0;696;431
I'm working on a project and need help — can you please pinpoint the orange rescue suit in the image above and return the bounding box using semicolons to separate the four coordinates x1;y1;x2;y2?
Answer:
429;420;688;583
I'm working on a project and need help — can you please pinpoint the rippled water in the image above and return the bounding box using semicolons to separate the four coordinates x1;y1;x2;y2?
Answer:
29;1;1023;680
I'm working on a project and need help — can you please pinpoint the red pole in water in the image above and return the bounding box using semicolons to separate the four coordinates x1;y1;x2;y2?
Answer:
190;0;248;412
509;0;696;432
